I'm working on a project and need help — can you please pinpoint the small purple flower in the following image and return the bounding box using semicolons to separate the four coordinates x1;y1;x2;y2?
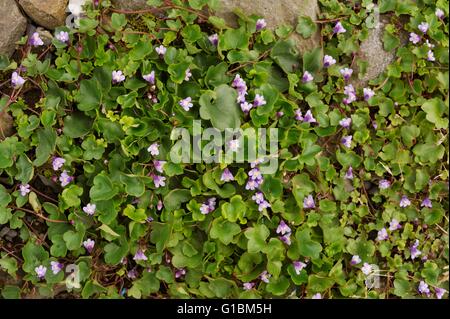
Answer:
323;55;336;67
435;8;445;19
379;179;391;190
50;261;63;275
245;179;258;190
340;67;353;80
293;261;307;275
29;32;44;47
339;117;352;128
256;19;267;31
19;184;31;196
59;170;73;187
153;160;166;174
341;135;352;148
312;293;322;299
253;94;266;107
35;265;47;279
389;218;402;231
344;84;356;96
157;200;163;211
133;250;148;261
243;282;255;290
377;228;388;241
425;40;435;48
350;255;361;265
112;70;125;84
52;157;65;171
361;263;372;275
276;220;291;235
252;192;265;204
421;197;432;208
228;139;240;152
208;33;219;46
147;142;159;156
127;268;138;279
83;238;95;253
303;195;315;209
237;91;247;103
143;71;155;84
258;200;271;212
418;22;429;33
232;74;247;90
146;216;154;222
427;50;435;62
333;21;346;34
221;168;234;182
240;101;253;113
155;45;167;56
207;198;216;211
280;234;291;245
343;93;356;105
409;32;421;44
418;281;430;295
260;270;271;283
82;203;96;216
435;287;447;299
55;31;69;43
11;72;25;88
302;110;316;123
295;109;303;121
200;203;210;215
175;268;186;278
410;240;422;260
344;166;353;180
363;87;375;101
248;167;262;180
184;68;192;81
302;71;314;83
399;195;411;208
179;97;193;111
276;111;284;118
152;175;166;188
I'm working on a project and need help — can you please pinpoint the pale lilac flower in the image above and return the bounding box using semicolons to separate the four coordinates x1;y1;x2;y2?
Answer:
253;94;266;107
147;142;159;156
258;200;271;212
232;74;247;90
377;228;389;241
361;263;372;275
208;33;219;46
133;250;148;261
389;218;402;231
425;40;435;48
302;71;314;83
50;261;63;275
252;192;265;204
157;200;163;211
256;19;267;31
340;67;353;80
245;179;258;190
303;195;315;209
341;135;352;148
302;110;316;123
153;160;166;173
435;8;445;19
276;220;291;235
323;55;336;67
155;45;167;56
399;195;411;208
127;268;138;279
243;282;255;290
344;84;356;96
83;238;95;253
175;268;186;278
29;32;44;46
59;170;73;187
221;168;234;182
207;198;216;211
82;203;96;216
410;240;422;260
55;31;69;43
333;21;346;34
200;203;210;215
184;68;192;81
418;281;430;295
179;97;193;111
237;91;247;103
228;139;240;152
112;70;125;84
248;167;262;181
421;197;432;208
363;87;375;101
379;179;391;190
293;261;307;275
418;22;429;33
19;184;31;196
435;287;447;299
295;109;303;121
240;101;253;113
11;72;25;88
146;216;154;222
143;71;155;84
409;32;421;44
343;93;357;105
339;117;352;128
350;255;361;265
250;158;264;168
153;175;166;188
52;157;65;171
276;111;284;118
260;270;271;283
427;50;435;61
35;265;47;279
312;293;322;299
345;166;353;179
280;234;291;245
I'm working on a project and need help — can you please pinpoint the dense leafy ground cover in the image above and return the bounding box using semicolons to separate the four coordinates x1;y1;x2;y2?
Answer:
0;0;448;299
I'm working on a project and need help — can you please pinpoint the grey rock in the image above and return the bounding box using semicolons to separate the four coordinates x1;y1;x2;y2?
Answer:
111;0;148;10
0;0;27;57
0;111;15;141
18;0;68;30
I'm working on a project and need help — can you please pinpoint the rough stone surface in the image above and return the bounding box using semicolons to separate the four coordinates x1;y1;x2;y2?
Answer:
0;111;14;141
111;0;148;10
0;0;27;57
18;0;68;30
